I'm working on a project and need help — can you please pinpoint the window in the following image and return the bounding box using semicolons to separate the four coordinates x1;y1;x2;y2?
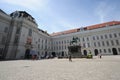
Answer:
116;40;119;45
59;46;61;50
83;43;86;48
111;40;114;46
41;45;43;49
102;41;105;46
87;37;89;41
98;42;101;47
109;34;112;38
93;36;95;40
62;41;63;44
114;33;117;37
56;42;58;45
87;43;90;47
94;42;96;47
97;36;99;40
105;34;108;39
101;35;103;39
59;41;61;44
106;41;109;46
104;49;106;53
28;29;32;36
83;37;85;41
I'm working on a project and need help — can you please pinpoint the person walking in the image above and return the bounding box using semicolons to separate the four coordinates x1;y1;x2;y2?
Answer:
69;54;72;62
99;53;102;59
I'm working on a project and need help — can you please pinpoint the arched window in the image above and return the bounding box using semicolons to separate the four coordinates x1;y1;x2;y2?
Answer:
104;49;106;53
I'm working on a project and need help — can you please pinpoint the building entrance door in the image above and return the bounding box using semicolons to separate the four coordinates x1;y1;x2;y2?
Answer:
83;50;87;56
112;48;118;55
94;49;98;56
25;49;30;59
52;52;56;57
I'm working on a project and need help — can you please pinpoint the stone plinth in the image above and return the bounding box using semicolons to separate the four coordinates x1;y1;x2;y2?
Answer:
68;45;82;58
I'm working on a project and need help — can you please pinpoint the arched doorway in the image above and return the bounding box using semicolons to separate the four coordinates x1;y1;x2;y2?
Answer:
83;50;87;56
94;49;98;56
52;52;56;58
61;51;64;57
25;49;30;59
112;48;118;55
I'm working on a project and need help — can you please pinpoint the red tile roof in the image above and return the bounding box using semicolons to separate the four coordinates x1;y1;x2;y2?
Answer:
51;28;80;36
50;21;120;36
86;21;120;30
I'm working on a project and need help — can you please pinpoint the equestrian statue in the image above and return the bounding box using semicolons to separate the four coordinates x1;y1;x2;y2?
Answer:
70;37;79;45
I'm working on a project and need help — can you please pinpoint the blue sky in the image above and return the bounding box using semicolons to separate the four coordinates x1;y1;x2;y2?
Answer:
0;0;120;33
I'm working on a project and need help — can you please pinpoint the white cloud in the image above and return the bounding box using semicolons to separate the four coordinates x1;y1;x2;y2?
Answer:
95;1;115;23
0;0;49;11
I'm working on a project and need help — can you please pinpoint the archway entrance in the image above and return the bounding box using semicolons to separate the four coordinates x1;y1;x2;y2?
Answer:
83;50;87;56
61;51;64;57
52;52;56;58
94;49;98;56
25;49;30;59
112;48;118;55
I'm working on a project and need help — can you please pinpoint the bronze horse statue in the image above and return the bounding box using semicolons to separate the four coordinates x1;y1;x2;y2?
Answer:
70;37;79;45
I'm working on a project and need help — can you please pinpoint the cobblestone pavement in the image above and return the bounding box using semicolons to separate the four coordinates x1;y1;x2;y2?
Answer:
0;56;120;80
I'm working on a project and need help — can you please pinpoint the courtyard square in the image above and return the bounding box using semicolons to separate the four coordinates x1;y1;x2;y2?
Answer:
0;55;120;80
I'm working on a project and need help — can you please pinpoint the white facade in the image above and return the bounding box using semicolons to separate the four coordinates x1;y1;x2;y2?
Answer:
52;25;120;57
0;10;11;59
0;10;52;59
0;10;120;59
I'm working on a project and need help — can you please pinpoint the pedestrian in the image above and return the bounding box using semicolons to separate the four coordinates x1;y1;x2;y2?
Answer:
69;54;72;62
30;49;37;60
98;53;102;59
99;53;102;59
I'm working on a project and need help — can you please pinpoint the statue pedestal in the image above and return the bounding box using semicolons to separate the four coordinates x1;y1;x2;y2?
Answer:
68;45;82;58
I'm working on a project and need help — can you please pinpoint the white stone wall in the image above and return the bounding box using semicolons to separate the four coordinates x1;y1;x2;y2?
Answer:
0;11;11;58
52;25;120;56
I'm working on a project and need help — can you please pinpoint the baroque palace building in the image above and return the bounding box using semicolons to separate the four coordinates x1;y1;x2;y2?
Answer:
0;9;120;59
